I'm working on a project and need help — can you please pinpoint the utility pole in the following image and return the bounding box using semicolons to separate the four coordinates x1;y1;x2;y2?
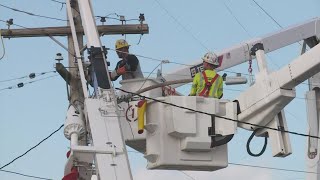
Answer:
0;24;149;38
0;1;148;179
67;0;84;109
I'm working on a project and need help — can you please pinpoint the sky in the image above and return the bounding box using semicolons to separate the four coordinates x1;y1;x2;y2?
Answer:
0;0;319;179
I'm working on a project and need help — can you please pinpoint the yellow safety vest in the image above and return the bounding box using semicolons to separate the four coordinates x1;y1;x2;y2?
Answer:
190;70;223;98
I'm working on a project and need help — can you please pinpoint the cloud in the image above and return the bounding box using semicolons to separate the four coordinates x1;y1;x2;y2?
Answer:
133;165;272;180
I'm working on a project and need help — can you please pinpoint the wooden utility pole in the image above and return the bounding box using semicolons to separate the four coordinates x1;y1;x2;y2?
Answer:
0;10;149;105
67;0;84;106
0;24;149;38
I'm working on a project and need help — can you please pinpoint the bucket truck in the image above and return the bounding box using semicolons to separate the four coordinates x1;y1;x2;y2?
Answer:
60;0;320;178
120;17;320;173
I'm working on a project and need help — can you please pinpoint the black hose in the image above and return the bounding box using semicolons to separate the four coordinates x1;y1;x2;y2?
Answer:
211;134;234;148
246;128;268;157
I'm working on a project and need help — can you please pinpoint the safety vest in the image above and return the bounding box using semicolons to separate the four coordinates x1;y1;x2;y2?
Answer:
198;71;219;97
190;70;223;98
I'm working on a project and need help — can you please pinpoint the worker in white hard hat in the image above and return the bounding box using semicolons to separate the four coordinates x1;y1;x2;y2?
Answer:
189;52;223;98
110;39;144;81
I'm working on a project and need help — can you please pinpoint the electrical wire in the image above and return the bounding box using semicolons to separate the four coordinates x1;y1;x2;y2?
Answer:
252;0;283;28
0;169;53;180
222;0;251;37
0;74;58;92
179;171;196;180
0;3;67;22
0;124;64;170
116;88;320;140
152;0;211;53
251;0;303;48
109;48;250;77
0;29;5;60
0;19;75;57
0;71;56;83
50;0;66;5
45;0;65;10
229;162;317;174
137;62;163;92
108;48;191;66
127;150;318;175
222;0;282;71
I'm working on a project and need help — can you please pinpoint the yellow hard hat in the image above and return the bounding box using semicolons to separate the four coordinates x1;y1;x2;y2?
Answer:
115;39;130;50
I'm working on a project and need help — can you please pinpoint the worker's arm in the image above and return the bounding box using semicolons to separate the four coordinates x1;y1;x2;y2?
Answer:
217;76;223;99
189;74;199;96
110;61;123;81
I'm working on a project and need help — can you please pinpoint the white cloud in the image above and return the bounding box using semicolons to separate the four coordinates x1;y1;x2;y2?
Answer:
133;165;273;180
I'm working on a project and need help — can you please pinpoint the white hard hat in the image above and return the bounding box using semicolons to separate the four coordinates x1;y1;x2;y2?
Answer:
202;52;219;66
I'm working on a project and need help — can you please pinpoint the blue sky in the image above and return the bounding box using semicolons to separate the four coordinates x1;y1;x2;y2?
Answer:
0;0;319;179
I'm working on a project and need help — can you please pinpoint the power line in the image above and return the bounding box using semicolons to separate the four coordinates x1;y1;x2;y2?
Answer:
222;0;251;37
95;15;140;23
0;19;76;57
0;3;67;22
127;150;318;175
251;0;303;50
137;62;163;92
116;88;320;140
229;162;317;174
0;71;56;83
108;48;192;66
222;0;282;71
0;169;53;180
108;48;250;77
180;171;196;180
0;124;64;170
0;74;59;92
152;0;210;53
50;0;66;5
252;0;283;28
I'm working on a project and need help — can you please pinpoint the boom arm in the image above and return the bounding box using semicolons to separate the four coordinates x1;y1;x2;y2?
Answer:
163;17;320;87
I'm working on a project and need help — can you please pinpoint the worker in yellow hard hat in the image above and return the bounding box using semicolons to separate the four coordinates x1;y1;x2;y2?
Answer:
110;39;144;81
189;52;223;98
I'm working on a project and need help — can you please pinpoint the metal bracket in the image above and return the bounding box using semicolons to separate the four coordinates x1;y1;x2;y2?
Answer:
250;43;264;56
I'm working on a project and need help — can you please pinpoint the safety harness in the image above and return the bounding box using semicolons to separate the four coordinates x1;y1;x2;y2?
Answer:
198;71;219;97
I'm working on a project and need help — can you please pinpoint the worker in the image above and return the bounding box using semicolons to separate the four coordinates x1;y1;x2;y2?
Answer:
189;52;223;98
110;39;144;81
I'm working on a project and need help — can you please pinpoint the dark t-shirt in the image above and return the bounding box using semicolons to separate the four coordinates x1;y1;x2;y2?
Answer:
112;54;141;81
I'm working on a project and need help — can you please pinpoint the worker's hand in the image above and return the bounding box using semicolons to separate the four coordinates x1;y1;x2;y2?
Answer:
117;66;126;75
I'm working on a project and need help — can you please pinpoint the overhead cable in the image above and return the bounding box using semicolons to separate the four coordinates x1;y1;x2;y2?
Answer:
0;124;64;170
137;62;163;92
116;88;320;140
50;0;66;5
229;162;317;174
152;0;211;53
179;171;196;180
0;3;67;22
222;0;251;37
252;0;283;28
0;19;75;57
223;0;282;70
0;74;58;92
0;169;53;180
127;150;318;175
108;48;191;66
0;71;56;83
251;0;303;48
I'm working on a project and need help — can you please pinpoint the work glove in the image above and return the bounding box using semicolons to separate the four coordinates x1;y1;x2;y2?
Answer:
117;66;126;75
